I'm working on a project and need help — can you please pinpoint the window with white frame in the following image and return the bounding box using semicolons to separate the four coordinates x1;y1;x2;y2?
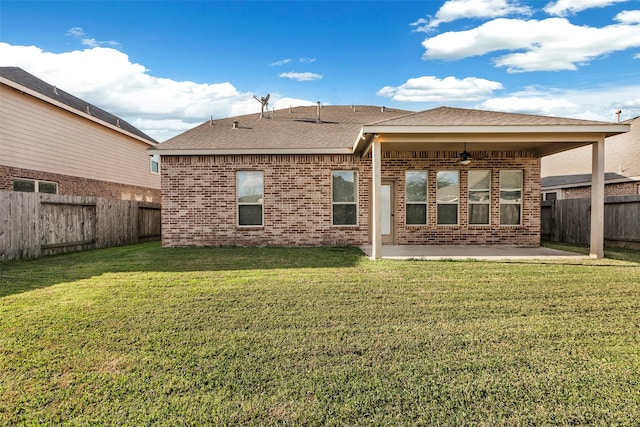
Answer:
237;171;264;226
437;171;459;225
150;154;160;174
13;178;58;194
332;171;357;226
405;171;427;225
468;170;490;225
500;170;523;225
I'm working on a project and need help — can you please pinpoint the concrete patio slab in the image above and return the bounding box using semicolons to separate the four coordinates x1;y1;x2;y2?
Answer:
360;245;589;261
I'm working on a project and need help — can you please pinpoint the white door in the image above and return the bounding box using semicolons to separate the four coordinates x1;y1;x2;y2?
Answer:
381;181;395;244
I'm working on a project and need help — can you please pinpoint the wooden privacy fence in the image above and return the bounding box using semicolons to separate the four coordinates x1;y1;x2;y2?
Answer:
541;195;640;249
0;191;161;261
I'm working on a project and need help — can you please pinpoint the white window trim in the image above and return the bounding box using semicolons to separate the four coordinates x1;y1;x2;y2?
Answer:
468;170;491;226
13;178;58;194
436;170;460;226
236;171;264;227
405;170;428;226
150;155;160;174
332;170;358;227
500;170;523;226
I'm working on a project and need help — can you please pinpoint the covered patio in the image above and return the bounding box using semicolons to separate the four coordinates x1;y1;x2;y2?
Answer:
360;244;588;261
356;108;630;260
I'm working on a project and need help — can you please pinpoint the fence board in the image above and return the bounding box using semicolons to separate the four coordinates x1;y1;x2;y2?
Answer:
0;191;160;261
541;195;640;249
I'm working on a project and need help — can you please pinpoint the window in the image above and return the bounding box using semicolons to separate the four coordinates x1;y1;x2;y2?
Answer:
405;171;427;225
150;155;160;174
437;171;459;225
500;170;523;225
544;192;557;201
13;178;58;194
332;171;357;225
237;171;263;226
468;170;490;225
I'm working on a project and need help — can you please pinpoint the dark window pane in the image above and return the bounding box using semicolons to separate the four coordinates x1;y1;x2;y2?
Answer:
469;204;489;225
38;182;58;194
545;192;557;201
500;204;521;225
333;204;357;225
437;204;458;225
13;180;35;192
406;204;427;225
239;205;263;226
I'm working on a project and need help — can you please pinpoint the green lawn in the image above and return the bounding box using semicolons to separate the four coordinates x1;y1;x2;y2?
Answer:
1;243;639;425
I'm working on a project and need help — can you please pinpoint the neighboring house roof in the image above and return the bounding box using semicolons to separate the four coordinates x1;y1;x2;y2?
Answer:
541;172;633;189
152;105;412;154
0;66;157;145
541;116;640;188
151;105;629;156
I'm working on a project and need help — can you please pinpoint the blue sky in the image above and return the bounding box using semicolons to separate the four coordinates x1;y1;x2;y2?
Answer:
1;0;639;141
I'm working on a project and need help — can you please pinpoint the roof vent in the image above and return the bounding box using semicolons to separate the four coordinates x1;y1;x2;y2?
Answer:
53;86;58;95
352;104;356;112
232;120;239;129
316;101;322;124
116;119;120;128
381;106;386;112
86;106;91;115
289;105;292;114
616;109;622;123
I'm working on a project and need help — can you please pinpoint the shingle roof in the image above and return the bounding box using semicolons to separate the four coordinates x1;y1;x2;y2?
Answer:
154;105;412;151
541;172;634;188
0;66;157;144
371;106;615;127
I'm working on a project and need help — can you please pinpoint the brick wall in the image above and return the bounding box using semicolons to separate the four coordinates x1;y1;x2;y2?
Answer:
161;152;540;247
564;181;640;199
0;165;161;202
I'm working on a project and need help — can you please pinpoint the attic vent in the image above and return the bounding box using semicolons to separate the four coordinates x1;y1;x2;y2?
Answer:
316;101;322;124
352;104;356;112
232;120;239;129
53;86;58;95
289;106;292;114
616;109;622;123
86;106;91;115
381;106;386;112
116;119;120;128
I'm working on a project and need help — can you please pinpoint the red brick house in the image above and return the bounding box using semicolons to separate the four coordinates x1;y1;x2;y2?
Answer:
541;116;639;200
150;105;628;259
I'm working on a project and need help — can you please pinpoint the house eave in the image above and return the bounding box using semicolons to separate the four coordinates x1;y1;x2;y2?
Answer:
148;147;355;156
0;76;157;147
361;124;629;136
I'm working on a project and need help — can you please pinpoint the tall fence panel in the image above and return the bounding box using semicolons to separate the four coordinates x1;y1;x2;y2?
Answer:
0;191;161;261
541;195;640;249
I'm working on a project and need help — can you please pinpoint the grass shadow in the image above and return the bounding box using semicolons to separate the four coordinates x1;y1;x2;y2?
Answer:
0;242;365;298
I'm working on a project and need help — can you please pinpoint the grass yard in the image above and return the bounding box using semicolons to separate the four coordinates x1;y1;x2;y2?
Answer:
1;243;639;425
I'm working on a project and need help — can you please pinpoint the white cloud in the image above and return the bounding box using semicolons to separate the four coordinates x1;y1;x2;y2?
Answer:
477;84;640;121
411;0;531;32
544;0;630;16
66;26;120;48
421;16;640;72
0;42;314;141
298;57;317;63
616;9;640;24
377;75;503;103
279;72;323;81
270;58;292;66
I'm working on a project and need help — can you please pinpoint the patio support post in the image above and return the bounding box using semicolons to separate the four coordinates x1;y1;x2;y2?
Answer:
590;137;605;258
371;137;382;260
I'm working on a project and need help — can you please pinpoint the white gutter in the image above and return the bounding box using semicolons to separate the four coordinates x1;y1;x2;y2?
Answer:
147;147;355;156
361;124;630;135
1;76;157;147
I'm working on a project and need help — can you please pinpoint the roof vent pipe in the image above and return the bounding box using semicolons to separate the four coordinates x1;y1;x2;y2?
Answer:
232;120;239;129
616;109;622;123
316;101;322;123
381;106;385;112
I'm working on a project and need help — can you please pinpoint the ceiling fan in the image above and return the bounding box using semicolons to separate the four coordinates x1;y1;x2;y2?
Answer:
459;143;472;165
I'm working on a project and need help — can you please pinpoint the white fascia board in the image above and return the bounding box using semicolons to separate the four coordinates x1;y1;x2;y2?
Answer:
147;147;355;156
362;124;630;136
1;77;156;147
